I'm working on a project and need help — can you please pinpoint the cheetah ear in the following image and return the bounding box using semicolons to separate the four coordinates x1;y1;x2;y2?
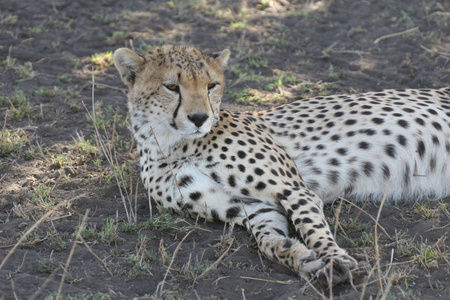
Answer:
114;48;145;87
207;49;231;70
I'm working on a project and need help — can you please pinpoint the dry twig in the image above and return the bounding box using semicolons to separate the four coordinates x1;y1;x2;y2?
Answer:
420;44;450;58
156;229;195;297
301;276;328;300
87;80;127;93
374;27;418;44
56;209;90;299
374;184;390;291
29;267;60;300
79;236;114;276
196;239;234;281
240;276;295;285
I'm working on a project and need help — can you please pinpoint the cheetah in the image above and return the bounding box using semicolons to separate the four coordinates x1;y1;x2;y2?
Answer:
113;45;450;285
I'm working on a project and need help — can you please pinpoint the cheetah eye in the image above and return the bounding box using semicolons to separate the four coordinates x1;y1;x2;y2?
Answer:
164;84;180;93
207;83;217;90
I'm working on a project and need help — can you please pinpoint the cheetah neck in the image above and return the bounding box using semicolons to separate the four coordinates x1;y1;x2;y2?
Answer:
133;115;191;162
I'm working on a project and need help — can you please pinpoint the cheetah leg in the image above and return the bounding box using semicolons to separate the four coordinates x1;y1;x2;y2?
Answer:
172;170;326;279
238;202;325;279
278;190;357;285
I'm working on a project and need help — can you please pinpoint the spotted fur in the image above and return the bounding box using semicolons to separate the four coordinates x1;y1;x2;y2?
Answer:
114;45;450;285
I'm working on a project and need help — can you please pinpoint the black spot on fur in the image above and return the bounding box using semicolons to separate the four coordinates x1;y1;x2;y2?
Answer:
178;175;193;187
254;168;265;176
432;122;442;131
358;141;370;149
211;172;220;183
273;228;286;237
313;241;322;248
336;148;347;155
362;129;376;135
328;158;340;166
313;223;325;229
382;164;391;179
241;188;250;196
385;144;396;158
404;164;410;186
372;118;384;124
327;170;339;184
430;156;436;172
211;210;220;221
432;135;440;145
427;108;437;115
417;140;425;158
397;119;409;128
255;181;267;191
397;135;407;147
331;134;340;141
311;207;319;213
362;162;374;176
248;208;277;220
228;175;236;187
255;153;264;160
226;206;241;219
283;239;293;248
189;191;202;201
302;217;313;224
415;118;425;126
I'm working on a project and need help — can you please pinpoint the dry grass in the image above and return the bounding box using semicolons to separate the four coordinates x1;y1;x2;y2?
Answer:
86;71;137;224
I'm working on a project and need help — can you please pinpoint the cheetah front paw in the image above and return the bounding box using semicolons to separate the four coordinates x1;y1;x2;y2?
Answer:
315;253;357;286
297;249;326;280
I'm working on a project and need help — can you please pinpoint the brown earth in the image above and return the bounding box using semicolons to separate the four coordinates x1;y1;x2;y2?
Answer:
0;0;449;299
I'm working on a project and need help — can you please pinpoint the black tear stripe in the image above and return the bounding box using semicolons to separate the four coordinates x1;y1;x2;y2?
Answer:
173;93;182;119
207;78;216;118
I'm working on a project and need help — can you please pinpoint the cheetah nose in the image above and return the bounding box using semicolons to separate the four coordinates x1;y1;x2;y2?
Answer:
188;113;209;128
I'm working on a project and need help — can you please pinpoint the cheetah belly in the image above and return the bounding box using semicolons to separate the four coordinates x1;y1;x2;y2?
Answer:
293;130;450;204
257;88;450;204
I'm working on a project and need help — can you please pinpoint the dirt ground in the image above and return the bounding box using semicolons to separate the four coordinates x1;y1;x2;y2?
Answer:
0;0;449;299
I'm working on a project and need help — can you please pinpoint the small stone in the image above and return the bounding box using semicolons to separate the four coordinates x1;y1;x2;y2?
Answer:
48;171;60;178
426;260;439;269
18;222;28;229
0;198;8;209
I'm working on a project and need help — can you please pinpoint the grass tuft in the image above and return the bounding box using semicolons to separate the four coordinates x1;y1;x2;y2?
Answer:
0;129;29;157
100;218;125;246
0;90;35;119
91;51;114;68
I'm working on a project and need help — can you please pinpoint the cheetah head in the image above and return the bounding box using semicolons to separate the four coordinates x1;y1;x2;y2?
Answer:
114;45;230;141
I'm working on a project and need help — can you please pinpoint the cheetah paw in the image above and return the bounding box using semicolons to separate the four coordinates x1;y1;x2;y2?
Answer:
297;250;326;280
315;254;357;286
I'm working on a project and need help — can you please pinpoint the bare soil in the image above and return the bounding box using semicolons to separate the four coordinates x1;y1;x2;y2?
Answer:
0;0;449;299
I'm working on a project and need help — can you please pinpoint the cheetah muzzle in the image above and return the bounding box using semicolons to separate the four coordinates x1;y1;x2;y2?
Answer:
114;45;450;287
